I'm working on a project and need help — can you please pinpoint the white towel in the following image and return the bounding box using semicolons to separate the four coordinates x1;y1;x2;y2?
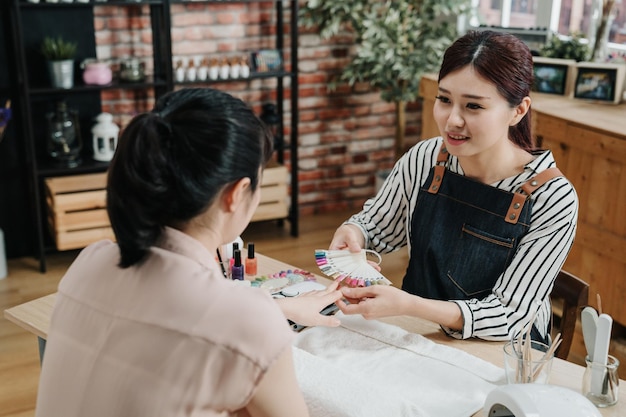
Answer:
293;313;506;417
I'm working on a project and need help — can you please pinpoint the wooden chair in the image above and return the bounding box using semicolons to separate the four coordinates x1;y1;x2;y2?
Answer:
550;270;589;360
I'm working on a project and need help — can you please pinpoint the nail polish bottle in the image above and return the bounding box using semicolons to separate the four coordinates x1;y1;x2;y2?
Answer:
245;242;257;276
231;249;244;281
229;241;240;273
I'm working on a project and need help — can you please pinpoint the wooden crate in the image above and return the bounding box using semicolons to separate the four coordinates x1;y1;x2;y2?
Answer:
44;164;288;250
45;173;114;251
252;163;289;222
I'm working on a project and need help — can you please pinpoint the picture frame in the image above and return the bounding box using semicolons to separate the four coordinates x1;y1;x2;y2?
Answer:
250;49;283;73
532;57;576;96
572;62;626;104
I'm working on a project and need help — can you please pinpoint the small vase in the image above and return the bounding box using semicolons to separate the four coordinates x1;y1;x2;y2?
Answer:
47;59;74;89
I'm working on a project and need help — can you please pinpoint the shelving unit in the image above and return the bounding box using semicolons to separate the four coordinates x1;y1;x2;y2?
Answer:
3;0;298;272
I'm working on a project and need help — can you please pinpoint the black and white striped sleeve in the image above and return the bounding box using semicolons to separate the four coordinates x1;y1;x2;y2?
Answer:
345;138;442;254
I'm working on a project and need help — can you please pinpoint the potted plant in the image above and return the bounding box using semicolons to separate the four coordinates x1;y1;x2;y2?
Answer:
300;0;471;162
41;36;78;89
540;32;590;62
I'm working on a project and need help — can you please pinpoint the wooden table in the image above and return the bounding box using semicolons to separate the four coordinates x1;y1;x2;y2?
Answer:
5;254;625;416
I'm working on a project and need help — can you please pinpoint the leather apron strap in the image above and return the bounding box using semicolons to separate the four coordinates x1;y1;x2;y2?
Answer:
505;167;563;224
427;143;563;224
426;143;450;194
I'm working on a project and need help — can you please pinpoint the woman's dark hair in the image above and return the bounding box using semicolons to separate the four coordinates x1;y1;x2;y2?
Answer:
107;88;273;268
438;30;534;151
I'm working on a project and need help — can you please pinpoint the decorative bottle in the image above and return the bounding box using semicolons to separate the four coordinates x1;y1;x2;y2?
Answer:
175;59;185;83
209;58;219;80
229;56;241;78
186;58;197;82
197;58;209;81
240;56;250;78
219;58;230;80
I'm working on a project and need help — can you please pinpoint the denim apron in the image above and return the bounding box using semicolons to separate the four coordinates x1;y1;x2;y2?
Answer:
402;144;561;341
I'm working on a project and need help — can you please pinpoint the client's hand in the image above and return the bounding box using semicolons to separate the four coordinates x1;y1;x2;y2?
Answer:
276;280;342;327
338;285;409;319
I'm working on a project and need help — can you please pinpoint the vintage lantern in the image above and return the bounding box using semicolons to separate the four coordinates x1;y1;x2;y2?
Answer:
91;112;119;162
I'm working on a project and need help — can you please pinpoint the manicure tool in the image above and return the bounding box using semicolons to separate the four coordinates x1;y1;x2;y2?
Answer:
590;313;613;395
581;306;598;360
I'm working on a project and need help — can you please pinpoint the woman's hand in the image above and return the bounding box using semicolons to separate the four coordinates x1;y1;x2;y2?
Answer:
329;224;365;252
337;285;411;319
276;280;343;327
329;224;381;271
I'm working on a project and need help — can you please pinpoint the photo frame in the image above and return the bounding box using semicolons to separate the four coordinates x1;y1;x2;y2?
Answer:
532;57;576;96
572;62;626;104
250;49;283;73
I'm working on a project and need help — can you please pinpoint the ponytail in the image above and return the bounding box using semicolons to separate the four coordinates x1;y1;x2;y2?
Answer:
107;88;274;268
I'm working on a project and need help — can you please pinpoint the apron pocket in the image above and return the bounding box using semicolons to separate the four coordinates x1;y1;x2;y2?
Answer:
445;224;515;299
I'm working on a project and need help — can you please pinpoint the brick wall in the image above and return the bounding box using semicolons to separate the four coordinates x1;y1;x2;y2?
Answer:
93;2;424;216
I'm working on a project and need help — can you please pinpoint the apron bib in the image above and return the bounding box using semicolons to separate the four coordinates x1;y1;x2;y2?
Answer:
402;145;561;304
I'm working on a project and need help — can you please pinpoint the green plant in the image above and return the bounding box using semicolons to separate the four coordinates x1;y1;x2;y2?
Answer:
300;0;471;160
40;36;77;61
540;33;590;62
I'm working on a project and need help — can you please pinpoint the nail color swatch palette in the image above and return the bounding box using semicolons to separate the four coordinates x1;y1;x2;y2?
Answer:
251;269;317;291
314;249;391;287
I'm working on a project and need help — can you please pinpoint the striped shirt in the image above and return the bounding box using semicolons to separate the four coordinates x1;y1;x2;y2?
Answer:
347;137;578;341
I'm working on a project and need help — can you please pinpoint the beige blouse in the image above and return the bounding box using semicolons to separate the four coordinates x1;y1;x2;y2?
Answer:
36;227;294;417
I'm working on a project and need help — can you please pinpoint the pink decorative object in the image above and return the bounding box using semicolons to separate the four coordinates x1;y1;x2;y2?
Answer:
82;60;112;86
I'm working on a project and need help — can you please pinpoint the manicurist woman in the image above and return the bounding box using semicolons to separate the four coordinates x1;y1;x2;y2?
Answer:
330;30;578;344
35;88;341;417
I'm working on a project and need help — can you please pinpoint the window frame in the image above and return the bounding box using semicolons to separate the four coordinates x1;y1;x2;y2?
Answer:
467;0;626;55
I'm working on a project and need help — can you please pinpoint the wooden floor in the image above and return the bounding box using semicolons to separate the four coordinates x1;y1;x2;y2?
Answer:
0;210;408;417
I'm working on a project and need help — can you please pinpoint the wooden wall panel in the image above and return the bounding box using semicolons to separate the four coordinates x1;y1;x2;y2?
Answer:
587;157;619;229
613;165;626;236
565;151;593;223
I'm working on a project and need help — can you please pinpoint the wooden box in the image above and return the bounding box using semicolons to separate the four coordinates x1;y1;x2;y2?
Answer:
252;163;289;222
44;163;288;251
44;173;114;251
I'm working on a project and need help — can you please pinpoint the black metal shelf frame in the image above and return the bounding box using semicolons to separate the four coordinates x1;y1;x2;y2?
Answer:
6;0;298;272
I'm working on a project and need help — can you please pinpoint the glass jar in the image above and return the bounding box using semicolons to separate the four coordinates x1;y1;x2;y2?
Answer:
582;355;620;407
119;58;145;82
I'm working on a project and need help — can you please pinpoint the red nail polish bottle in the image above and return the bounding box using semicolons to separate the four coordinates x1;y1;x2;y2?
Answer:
245;242;257;276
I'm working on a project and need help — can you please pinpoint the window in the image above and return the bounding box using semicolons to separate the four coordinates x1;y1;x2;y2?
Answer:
473;0;626;47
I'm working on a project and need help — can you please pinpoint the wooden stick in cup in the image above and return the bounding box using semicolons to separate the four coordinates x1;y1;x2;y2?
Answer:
518;305;540;382
531;332;562;382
